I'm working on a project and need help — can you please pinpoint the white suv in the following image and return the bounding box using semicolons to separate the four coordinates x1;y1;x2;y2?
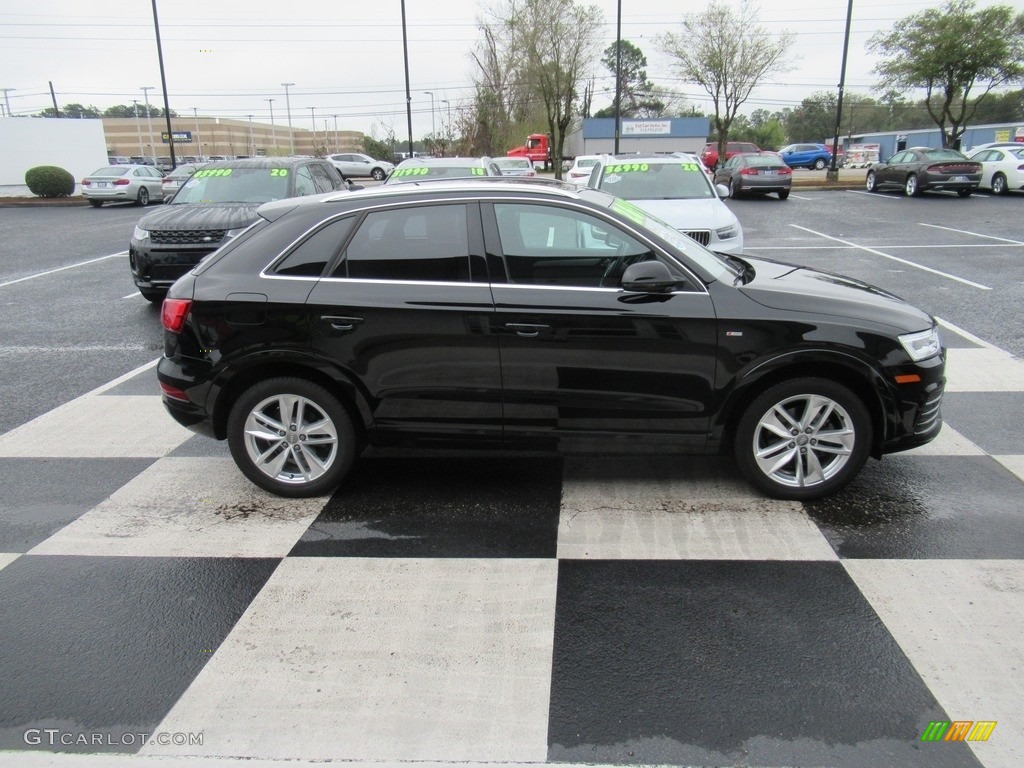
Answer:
326;153;395;181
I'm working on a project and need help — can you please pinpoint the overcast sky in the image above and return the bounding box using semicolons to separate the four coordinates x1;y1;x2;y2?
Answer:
3;0;1022;138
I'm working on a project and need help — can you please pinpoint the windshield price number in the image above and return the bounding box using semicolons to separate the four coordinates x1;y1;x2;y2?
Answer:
193;169;233;178
392;168;430;177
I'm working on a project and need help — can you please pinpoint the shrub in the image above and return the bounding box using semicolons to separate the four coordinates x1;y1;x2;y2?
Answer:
25;165;76;198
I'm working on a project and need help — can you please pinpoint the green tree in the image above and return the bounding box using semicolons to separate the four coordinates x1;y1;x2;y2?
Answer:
595;40;665;118
35;103;101;118
784;92;837;143
659;1;794;167
869;0;1024;147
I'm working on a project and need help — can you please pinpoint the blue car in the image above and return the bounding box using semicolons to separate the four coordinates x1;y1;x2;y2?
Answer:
778;143;833;170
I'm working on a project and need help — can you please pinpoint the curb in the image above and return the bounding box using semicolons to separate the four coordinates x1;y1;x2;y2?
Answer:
0;197;89;207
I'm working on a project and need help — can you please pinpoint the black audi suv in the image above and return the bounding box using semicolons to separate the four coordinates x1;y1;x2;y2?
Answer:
157;179;945;500
129;156;347;302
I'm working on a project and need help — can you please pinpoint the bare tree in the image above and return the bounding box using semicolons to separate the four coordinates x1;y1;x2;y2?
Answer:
659;1;794;167
473;0;602;177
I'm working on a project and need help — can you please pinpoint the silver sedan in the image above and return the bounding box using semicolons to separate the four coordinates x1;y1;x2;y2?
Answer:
82;164;165;207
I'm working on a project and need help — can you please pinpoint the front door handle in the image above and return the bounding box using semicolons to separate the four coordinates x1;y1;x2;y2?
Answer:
505;323;549;338
321;315;364;332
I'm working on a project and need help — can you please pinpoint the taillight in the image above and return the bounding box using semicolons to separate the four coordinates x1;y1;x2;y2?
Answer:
161;299;191;333
778;167;792;175
159;381;190;402
740;167;758;175
113;178;130;186
81;179;91;186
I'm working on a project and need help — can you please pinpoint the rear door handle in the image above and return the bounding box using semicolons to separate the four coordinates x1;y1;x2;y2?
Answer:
505;323;549;338
321;315;364;331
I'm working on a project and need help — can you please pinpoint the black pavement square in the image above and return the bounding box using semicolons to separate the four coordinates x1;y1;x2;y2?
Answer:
806;455;1024;559
547;559;981;768
0;555;279;752
941;392;1024;456
0;458;156;551
290;456;563;558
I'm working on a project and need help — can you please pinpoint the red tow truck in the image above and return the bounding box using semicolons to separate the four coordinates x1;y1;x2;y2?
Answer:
507;133;551;170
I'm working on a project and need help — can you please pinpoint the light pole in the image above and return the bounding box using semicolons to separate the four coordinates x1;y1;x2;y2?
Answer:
332;114;339;153
309;105;316;154
193;107;204;159
132;100;144;157
281;83;295;155
141;86;155;158
247;114;254;156
264;98;276;152
424;91;436;150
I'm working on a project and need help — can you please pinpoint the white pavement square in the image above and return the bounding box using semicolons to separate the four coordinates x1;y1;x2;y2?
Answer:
145;558;558;763
944;348;1024;392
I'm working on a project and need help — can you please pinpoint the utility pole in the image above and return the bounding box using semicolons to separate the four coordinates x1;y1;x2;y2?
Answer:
613;0;622;154
309;105;316;154
141;86;155;157
132;100;144;157
281;83;295;155
828;0;854;182
193;107;204;159
49;82;60;117
265;98;276;153
1;88;14;117
247;115;254;156
440;99;451;155
424;91;436;152
400;0;414;157
332;114;339;153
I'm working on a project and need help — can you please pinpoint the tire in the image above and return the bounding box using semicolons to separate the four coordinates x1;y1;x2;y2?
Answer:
904;174;920;197
371;167;386;181
731;177;743;199
778;188;790;200
734;377;872;500
89;199;103;208
991;173;1007;195
139;288;165;304
137;187;150;206
865;172;878;193
957;188;973;198
227;377;357;497
814;158;827;170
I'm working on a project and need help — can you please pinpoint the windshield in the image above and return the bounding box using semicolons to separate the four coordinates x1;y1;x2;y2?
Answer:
921;149;968;161
596;161;714;199
495;159;530;170
171;167;292;204
91;167;128;177
387;165;488;182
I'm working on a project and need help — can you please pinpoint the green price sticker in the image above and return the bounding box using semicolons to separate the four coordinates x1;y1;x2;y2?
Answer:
393;167;429;177
607;163;650;173
270;168;289;176
193;168;233;178
471;167;485;176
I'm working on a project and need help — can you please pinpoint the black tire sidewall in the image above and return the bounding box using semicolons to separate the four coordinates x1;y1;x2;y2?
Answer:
734;377;872;500
993;174;1006;194
227;377;357;497
138;188;149;206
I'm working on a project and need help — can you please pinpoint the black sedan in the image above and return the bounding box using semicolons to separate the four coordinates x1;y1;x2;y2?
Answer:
865;147;982;197
157;180;945;501
713;152;792;199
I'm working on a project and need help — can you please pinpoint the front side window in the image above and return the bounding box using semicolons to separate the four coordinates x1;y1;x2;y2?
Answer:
494;203;656;288
334;204;471;282
294;167;317;196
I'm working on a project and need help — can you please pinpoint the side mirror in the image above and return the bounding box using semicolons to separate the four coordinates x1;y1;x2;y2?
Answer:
716;182;731;198
621;261;676;293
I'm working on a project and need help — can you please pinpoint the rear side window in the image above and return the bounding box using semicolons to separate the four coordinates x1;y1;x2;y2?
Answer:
273;218;355;277
333;204;472;282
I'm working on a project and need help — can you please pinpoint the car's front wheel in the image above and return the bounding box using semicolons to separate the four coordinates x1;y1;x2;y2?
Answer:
137;187;150;206
734;378;872;500
991;173;1007;195
371;168;386;181
227;377;357;497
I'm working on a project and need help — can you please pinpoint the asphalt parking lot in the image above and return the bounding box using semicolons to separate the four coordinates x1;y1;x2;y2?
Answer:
0;186;1022;768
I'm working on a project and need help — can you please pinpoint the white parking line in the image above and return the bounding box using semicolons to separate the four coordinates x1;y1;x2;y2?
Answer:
122;291;141;299
746;243;1024;251
847;190;900;199
789;225;992;290
789;193;814;200
0;252;127;289
919;222;1024;245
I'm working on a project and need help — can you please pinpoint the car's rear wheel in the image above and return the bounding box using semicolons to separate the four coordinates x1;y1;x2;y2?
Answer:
905;174;921;197
138;288;165;304
731;177;743;198
865;172;878;193
734;378;872;500
371;168;386;181
814;158;827;170
227;377;357;497
957;188;973;198
89;199;103;208
137;187;150;206
991;173;1007;195
778;188;790;200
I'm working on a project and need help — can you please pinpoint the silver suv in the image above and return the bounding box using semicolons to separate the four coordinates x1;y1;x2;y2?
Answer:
326;153;395;181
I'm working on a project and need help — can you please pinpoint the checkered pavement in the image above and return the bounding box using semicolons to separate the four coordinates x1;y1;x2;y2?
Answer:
0;317;1021;768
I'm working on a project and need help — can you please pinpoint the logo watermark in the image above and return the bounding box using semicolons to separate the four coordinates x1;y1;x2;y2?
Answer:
921;720;996;742
24;729;203;747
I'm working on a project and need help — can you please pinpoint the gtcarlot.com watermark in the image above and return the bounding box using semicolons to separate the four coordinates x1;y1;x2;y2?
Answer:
24;728;203;747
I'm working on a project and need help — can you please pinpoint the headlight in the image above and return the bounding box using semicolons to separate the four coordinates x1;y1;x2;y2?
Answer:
899;326;942;361
133;225;149;240
715;224;740;240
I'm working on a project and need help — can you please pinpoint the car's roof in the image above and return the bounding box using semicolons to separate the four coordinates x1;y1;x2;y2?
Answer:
394;156;493;167
199;157;327;170
599;154;702;165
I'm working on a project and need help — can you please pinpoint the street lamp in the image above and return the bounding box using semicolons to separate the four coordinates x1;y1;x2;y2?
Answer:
309;105;316;154
440;99;452;155
265;98;276;152
247;115;254;157
331;114;339;153
281;83;295;155
1;88;15;117
132;99;144;156
141;86;155;158
192;107;204;160
423;91;436;145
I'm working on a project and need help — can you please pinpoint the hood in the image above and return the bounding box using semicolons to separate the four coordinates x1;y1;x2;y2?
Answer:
739;256;934;333
136;202;262;232
629;197;735;231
